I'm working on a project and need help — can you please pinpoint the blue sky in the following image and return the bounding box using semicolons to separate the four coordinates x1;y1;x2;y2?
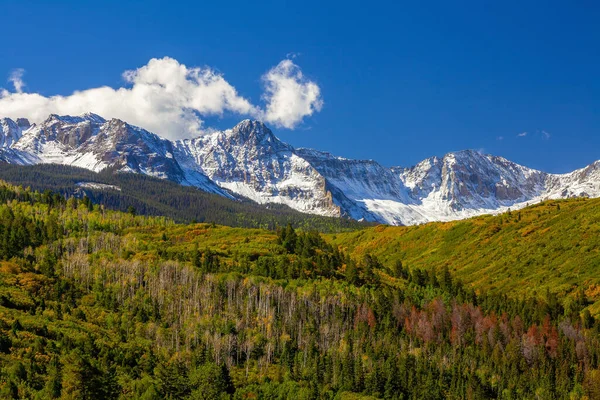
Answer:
0;0;598;173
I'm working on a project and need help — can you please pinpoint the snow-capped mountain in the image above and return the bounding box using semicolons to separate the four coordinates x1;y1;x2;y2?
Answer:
1;113;231;197
0;117;29;148
173;120;340;216
0;113;598;225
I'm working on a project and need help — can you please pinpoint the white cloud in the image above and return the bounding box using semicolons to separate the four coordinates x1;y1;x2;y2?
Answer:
517;131;528;137
261;59;323;129
8;69;25;93
0;57;322;139
541;130;551;139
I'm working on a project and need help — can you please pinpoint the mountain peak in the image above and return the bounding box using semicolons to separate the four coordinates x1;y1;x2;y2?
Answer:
231;119;271;136
79;112;106;124
445;149;488;161
0;117;27;148
44;113;106;126
224;119;287;149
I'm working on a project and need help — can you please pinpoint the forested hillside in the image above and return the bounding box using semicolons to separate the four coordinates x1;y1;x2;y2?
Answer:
331;197;600;314
0;181;600;399
0;163;367;232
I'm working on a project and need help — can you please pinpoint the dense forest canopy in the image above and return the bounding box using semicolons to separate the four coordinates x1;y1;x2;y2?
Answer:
0;180;599;399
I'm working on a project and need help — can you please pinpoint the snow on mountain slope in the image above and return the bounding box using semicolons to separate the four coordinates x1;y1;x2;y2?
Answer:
385;150;551;224
174;120;340;216
296;148;552;225
1;113;599;225
295;148;412;222
76;182;122;191
2;113;230;197
12;113;110;170
545;161;600;199
0;118;32;164
0;117;29;148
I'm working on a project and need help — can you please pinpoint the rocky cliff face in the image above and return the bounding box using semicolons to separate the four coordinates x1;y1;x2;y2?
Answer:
4;113;229;196
1;113;599;225
0;117;29;148
174;120;341;216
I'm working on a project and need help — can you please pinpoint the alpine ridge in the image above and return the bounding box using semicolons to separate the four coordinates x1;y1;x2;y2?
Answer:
1;113;599;225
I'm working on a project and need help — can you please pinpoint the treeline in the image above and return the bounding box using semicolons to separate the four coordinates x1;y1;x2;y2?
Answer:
0;182;600;399
0;163;368;232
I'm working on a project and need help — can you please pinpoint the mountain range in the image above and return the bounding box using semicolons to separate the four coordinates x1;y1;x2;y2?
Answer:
1;113;599;225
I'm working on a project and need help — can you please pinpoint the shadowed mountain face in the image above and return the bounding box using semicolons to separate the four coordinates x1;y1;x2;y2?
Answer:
1;113;599;225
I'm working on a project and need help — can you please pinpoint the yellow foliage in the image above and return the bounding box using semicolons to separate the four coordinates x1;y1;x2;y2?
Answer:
586;284;600;301
0;261;20;274
16;273;48;293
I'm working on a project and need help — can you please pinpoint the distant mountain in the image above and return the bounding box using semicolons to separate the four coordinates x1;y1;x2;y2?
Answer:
1;113;599;225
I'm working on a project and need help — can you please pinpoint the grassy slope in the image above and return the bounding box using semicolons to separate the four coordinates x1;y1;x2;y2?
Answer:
124;223;278;260
329;198;600;313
